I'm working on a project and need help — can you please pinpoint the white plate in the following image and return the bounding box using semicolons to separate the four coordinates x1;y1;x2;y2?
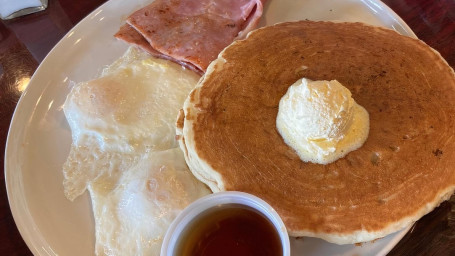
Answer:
5;0;416;255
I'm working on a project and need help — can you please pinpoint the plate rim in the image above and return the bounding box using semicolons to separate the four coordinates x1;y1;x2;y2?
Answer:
4;0;117;255
4;0;418;255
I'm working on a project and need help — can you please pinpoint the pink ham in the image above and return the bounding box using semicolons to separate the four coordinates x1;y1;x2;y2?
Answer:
116;0;266;73
115;24;204;75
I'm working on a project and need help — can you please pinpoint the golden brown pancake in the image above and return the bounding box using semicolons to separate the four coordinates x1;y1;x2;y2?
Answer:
177;21;455;244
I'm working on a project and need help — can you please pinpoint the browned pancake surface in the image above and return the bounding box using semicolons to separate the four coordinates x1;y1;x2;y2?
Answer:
185;21;455;239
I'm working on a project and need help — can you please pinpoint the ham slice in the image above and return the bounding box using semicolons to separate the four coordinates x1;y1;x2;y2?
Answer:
115;24;204;75
116;0;266;73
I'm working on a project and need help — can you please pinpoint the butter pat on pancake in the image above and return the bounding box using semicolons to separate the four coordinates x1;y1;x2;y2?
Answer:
89;148;210;256
276;78;369;164
178;21;455;244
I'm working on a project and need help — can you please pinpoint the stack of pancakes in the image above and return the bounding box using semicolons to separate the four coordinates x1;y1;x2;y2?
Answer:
176;21;455;244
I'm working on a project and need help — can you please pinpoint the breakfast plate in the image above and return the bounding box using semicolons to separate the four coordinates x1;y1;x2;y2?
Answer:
5;0;416;255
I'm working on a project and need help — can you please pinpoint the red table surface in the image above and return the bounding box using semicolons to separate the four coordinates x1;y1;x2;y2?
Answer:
1;0;454;255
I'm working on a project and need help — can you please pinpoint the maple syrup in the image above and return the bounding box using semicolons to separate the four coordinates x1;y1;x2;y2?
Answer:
174;203;283;256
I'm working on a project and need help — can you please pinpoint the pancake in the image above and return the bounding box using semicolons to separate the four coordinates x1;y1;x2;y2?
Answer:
177;21;455;244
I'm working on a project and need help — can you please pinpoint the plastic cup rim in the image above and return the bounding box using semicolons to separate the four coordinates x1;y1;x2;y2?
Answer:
160;191;290;256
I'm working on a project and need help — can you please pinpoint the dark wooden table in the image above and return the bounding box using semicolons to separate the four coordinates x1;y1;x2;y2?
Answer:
1;0;454;255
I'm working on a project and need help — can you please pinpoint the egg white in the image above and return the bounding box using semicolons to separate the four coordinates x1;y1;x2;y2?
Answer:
89;148;209;256
62;48;208;256
63;47;201;200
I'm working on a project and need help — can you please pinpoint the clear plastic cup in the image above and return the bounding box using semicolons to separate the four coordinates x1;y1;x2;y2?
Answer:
161;191;290;256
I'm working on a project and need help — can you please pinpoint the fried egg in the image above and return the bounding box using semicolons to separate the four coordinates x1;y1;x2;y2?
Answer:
89;148;209;256
63;47;201;200
64;49;200;155
62;48;208;255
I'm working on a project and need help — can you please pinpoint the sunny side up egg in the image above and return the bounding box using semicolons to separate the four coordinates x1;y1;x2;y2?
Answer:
90;148;209;256
62;48;210;255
